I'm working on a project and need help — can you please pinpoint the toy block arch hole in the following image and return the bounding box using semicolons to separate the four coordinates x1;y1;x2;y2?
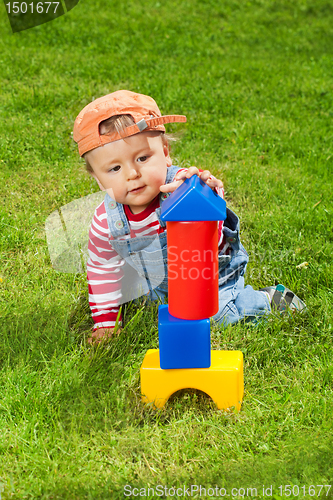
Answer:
142;382;234;411
168;387;216;407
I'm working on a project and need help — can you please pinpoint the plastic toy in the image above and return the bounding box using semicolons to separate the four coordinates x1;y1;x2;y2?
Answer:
158;304;211;369
140;176;244;411
141;349;243;410
162;176;226;320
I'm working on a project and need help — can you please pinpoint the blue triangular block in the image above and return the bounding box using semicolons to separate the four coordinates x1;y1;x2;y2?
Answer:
161;175;227;221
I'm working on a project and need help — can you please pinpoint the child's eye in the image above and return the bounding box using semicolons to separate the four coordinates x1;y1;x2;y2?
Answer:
137;155;149;163
109;165;121;172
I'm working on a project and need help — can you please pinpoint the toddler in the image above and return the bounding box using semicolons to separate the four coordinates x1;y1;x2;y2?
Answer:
73;90;305;343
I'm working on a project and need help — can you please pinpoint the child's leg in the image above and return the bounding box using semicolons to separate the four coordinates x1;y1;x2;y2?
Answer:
145;286;168;305
213;275;271;327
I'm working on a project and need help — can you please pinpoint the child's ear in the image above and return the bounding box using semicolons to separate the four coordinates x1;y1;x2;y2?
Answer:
91;173;106;191
163;144;172;167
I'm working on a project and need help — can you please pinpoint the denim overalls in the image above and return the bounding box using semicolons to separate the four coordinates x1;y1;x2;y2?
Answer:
104;166;270;326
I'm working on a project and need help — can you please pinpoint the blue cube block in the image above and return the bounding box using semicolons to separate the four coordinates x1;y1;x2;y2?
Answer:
158;305;211;369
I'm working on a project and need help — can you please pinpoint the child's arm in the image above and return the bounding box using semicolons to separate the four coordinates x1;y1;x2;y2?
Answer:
160;166;223;194
87;203;124;342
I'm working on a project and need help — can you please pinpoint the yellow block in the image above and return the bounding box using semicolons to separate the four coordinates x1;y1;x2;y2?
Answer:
140;349;244;411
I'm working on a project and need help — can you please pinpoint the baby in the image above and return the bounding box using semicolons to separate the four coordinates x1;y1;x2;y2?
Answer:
73;90;305;343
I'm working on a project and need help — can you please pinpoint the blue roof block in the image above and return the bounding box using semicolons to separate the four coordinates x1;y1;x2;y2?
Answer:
161;175;227;221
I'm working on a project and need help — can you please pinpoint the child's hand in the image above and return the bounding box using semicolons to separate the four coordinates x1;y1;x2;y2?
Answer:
160;166;223;194
87;327;121;344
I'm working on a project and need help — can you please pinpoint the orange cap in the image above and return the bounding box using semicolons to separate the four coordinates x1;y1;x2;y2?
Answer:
73;90;187;156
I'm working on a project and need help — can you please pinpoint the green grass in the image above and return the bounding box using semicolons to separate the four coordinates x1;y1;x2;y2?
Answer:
0;0;333;498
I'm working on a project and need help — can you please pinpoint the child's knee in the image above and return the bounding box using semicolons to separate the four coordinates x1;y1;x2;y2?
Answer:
214;285;271;327
234;285;271;317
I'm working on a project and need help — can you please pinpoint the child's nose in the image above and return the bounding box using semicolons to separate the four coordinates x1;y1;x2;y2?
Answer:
127;165;140;180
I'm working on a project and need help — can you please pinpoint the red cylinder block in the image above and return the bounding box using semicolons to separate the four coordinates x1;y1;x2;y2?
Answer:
167;220;219;320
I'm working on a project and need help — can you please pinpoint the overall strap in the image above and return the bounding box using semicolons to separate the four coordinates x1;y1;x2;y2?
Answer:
222;207;241;251
104;192;131;237
155;165;183;227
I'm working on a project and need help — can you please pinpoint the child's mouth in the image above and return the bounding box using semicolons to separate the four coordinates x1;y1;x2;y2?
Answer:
130;186;145;194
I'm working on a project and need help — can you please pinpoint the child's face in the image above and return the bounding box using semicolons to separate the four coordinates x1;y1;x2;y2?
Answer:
85;131;172;214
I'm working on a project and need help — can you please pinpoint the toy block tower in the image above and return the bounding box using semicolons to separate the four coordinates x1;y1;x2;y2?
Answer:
140;176;244;411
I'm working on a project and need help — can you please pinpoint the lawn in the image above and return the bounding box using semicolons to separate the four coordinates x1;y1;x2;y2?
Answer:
0;0;332;498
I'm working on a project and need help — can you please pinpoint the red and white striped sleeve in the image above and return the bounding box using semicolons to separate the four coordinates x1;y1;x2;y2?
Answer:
87;201;124;330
